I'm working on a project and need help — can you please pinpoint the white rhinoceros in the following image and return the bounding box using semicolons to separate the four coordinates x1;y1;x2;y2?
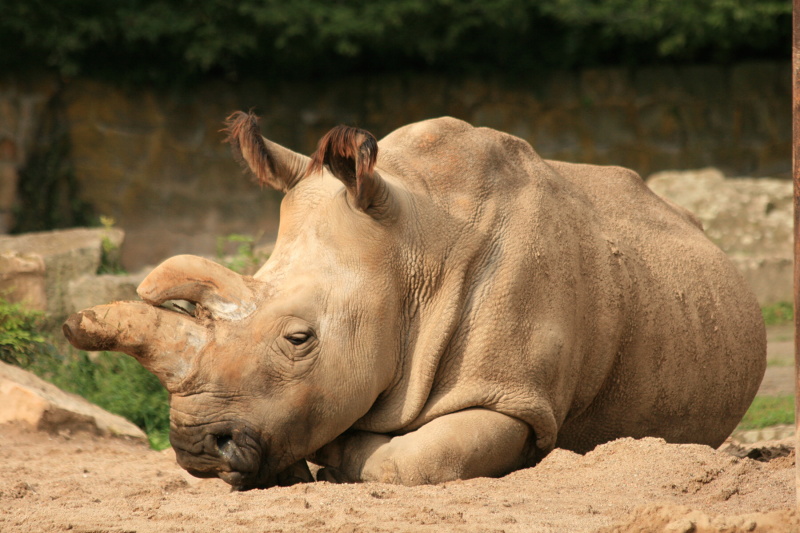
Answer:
63;113;766;490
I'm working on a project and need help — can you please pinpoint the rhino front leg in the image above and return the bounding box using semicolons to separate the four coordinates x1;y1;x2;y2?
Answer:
312;408;532;485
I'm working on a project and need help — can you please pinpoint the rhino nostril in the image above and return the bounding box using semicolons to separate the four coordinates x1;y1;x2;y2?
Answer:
62;323;74;341
216;435;235;457
216;434;233;451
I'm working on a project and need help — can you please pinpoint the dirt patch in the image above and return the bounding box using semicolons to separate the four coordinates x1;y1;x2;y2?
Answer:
0;424;796;532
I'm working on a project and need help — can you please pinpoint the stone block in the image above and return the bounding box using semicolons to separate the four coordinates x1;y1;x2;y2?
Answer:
0;228;124;320
66;270;148;316
0;360;147;442
730;256;792;307
0;251;46;310
6;63;785;270
731;62;787;102
677;65;728;101
637;103;683;151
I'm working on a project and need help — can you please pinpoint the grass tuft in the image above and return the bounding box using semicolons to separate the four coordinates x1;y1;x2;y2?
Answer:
737;395;794;430
761;302;793;327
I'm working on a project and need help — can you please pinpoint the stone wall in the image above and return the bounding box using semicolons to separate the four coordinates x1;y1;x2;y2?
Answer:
0;77;60;234
0;62;790;269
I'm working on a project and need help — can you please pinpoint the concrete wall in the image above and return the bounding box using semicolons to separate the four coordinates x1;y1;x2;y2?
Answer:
0;62;790;268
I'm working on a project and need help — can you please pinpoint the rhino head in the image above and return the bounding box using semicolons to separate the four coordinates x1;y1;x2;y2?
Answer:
63;112;407;490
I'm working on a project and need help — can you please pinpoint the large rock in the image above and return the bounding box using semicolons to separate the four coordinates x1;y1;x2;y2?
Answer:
0;251;46;311
0;227;126;320
0;360;147;442
647;168;791;305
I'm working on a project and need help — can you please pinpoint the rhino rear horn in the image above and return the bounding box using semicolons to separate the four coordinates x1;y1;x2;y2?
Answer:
306;125;390;215
223;111;311;192
138;255;257;321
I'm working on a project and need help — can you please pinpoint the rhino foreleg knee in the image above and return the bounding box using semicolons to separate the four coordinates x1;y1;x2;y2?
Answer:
313;409;531;486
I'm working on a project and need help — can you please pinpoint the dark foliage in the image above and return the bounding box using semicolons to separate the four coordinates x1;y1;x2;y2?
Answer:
0;1;790;86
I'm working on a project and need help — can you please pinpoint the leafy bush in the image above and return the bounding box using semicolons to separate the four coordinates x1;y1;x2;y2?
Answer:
0;298;49;368
0;1;789;85
538;0;791;64
31;349;171;449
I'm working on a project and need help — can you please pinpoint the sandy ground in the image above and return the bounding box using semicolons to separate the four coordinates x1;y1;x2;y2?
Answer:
0;423;797;533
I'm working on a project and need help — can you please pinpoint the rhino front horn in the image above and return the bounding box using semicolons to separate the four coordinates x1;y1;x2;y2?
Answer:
62;301;208;389
138;255;257;321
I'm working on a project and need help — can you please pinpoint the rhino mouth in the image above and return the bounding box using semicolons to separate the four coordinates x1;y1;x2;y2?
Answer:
170;422;275;490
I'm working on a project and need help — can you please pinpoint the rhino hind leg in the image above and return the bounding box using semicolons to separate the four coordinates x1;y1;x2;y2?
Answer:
312;408;532;486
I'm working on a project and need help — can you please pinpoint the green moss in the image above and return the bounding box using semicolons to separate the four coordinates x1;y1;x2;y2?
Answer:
97;215;126;275
216;233;269;275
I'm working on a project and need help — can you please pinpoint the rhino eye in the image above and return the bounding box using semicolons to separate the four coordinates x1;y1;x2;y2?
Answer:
285;332;311;346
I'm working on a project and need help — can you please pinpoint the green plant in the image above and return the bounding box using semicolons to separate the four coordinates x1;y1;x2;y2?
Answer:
737;395;794;430
97;215;126;275
762;302;792;327
216;233;267;275
0;297;49;367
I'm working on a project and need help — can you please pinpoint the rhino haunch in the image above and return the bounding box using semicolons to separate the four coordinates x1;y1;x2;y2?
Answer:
63;113;766;490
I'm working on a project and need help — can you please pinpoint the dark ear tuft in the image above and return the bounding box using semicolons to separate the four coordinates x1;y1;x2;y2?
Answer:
222;111;311;192
223;111;275;187
306;125;379;210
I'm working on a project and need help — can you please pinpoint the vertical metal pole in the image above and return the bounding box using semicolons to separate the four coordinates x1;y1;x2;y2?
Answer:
794;0;800;511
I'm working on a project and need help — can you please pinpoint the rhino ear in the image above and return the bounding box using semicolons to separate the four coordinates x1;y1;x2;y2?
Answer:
223;111;311;192
306;125;389;215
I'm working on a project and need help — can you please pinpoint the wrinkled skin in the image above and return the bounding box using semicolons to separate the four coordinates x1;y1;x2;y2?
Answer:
63;115;766;490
